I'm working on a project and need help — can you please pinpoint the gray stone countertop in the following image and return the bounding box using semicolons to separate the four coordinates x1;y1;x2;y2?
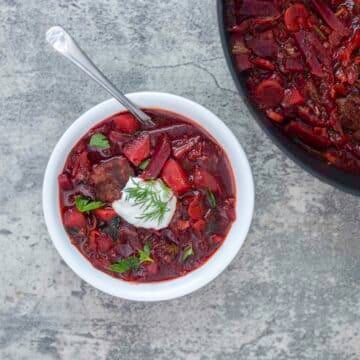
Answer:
0;1;359;359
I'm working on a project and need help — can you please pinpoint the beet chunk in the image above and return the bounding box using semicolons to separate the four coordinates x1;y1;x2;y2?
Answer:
123;133;150;166
337;95;360;132
161;158;190;194
142;135;171;180
235;54;253;71
285;121;331;149
255;79;284;108
246;30;278;58
284;4;309;32
63;208;87;230
294;31;324;77
90;156;134;203
111;113;140;133
284;57;304;72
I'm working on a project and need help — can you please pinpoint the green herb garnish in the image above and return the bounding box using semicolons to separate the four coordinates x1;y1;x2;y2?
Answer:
125;178;171;225
89;133;110;149
75;196;104;212
182;245;194;262
110;243;153;273
138;159;150;170
139;243;153;263
110;256;140;273
206;189;217;208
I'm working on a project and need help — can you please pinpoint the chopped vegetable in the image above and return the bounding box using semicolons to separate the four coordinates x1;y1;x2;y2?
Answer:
193;168;220;194
58;173;73;190
188;196;205;220
284;4;309;32
266;109;285;123
181;245;194;262
172;136;200;159
294;30;324;77
206;189;217;208
97;233;113;253
123;133;150;166
63;208;87;229
246;30;278;58
89;133;110;149
110;256;140;273
340;30;360;66
251;58;275;71
138;158;150;170
142;135;171;180
161;158;191;194
110;243;153;273
139;243;153;263
193;219;206;232
254;79;285;108
108;131;131;149
310;0;350;36
112;113;140;133
75;196;104;212
235;54;253;71
285;121;331;149
282;87;305;107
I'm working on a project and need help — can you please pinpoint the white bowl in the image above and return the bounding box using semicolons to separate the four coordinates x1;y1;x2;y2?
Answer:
43;92;254;301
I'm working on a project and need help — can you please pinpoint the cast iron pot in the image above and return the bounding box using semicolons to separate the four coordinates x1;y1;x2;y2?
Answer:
217;0;360;196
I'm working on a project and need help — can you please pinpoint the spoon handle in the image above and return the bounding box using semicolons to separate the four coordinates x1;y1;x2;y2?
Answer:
46;26;154;126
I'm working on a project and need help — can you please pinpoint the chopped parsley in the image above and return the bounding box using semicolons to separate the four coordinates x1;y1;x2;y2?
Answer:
110;256;140;273
139;243;153;263
110;243;153;273
89;133;110;149
75;196;104;212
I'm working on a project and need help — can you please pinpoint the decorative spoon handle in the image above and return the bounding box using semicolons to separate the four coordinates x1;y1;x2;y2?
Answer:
46;26;154;126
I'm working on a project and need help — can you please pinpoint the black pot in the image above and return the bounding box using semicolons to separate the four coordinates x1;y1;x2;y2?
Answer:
217;0;360;196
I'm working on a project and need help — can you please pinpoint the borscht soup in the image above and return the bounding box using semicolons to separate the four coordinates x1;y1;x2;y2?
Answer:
225;0;360;173
58;109;236;282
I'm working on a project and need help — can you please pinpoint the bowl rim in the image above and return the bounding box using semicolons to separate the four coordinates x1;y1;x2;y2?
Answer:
43;91;255;301
217;0;360;196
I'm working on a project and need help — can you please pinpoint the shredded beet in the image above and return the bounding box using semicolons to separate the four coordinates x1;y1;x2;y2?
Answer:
226;0;360;173
310;0;350;37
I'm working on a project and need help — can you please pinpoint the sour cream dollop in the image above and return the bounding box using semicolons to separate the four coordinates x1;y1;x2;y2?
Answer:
112;177;177;230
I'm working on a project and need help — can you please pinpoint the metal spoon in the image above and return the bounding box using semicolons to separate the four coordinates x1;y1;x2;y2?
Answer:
46;26;154;126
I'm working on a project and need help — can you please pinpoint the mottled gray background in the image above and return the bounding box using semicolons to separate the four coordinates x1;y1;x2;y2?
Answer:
0;0;359;359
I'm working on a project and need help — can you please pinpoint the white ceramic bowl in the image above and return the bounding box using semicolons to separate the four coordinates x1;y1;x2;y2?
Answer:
43;92;254;301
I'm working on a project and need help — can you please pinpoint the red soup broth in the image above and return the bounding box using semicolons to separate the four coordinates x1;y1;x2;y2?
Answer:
58;109;236;282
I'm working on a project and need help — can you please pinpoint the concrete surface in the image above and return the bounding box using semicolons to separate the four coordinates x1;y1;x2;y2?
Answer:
0;0;360;359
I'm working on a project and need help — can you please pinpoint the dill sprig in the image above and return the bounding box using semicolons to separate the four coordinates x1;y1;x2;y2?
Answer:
124;178;172;225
